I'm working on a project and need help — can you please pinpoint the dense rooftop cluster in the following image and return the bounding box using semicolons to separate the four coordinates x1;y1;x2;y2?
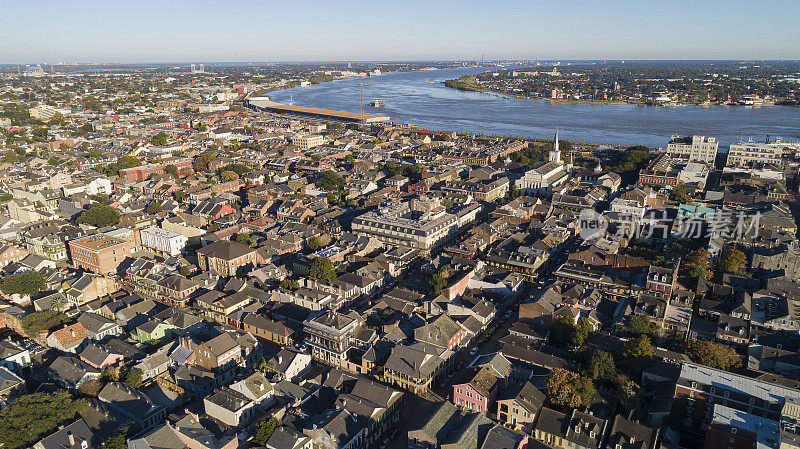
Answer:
1;66;800;449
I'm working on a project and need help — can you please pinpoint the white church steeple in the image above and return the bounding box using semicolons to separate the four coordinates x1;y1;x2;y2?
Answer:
549;127;561;164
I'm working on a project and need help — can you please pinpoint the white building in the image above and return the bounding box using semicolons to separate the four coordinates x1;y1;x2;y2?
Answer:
515;128;571;196
29;104;56;121
139;227;188;256
666;135;719;165
86;177;113;196
677;162;710;188
726;142;783;169
292;133;324;150
609;198;646;218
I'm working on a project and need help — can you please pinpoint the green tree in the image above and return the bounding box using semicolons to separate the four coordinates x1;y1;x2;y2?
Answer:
309;257;336;280
236;232;256;247
151;131;168;146
146;203;162;214
550;316;591;349
20;310;70;336
173;191;186;202
179;266;192;277
48;156;60;165
101;423;139;449
279;279;301;291
685;248;712;279
620;334;655;375
616;380;641;416
669;187;692;203
49;112;67;126
221;163;250;176
626;315;658;338
192;153;217;172
719;247;747;275
315;170;345;192
0;390;86;449
546;368;595;410
0;271;46;297
429;264;453;296
220;170;239;182
165;164;179;178
77;204;120;227
586;350;616;382
684;340;741;371
252;417;282;446
123;367;143;389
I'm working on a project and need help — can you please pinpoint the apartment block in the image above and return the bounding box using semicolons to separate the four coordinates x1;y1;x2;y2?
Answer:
69;234;134;274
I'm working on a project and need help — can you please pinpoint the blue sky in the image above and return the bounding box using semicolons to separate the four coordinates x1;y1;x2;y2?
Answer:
1;0;798;63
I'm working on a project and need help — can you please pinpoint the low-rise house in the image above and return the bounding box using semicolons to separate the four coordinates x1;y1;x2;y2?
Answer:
46;322;90;353
384;343;452;395
496;381;544;434
228;371;274;409
47;356;101;391
204;387;257;427
98;381;166;429
267;348;312;382
0;340;31;371
266;427;313;449
32;419;96;449
408;401;494;449
242;313;298;346
79;343;124;369
533;408;608;449
196;240;260;277
77;312;122;341
453;366;503;415
304;408;367;449
133;318;174;344
606;416;659;449
0;366;25;402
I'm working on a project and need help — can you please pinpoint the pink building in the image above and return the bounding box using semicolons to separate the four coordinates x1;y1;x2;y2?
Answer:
452;366;502;414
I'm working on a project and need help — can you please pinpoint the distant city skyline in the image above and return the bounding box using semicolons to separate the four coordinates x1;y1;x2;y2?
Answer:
1;0;799;64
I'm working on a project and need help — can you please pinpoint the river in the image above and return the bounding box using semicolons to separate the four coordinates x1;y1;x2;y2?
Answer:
267;67;800;148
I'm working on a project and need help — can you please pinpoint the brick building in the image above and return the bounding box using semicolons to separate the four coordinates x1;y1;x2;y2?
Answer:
69;234;135;274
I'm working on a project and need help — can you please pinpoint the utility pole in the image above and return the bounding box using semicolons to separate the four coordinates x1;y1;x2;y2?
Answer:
359;82;374;124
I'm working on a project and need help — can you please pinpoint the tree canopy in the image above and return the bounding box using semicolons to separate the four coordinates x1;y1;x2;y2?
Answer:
165;164;179;178
192;153;217;172
315;170;345;192
685;340;741;371
625;315;658;338
546;368;595;410
76;203;120;227
220;170;240;182
0;390;86;449
550;316;593;349
586;350;616;382
0;270;45;297
309;257;336;280
151;131;168;146
252;417;282;446
719;247;747;275
620;334;655;375
669;187;692;204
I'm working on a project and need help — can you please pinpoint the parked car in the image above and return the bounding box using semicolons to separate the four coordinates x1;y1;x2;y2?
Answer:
469;347;479;356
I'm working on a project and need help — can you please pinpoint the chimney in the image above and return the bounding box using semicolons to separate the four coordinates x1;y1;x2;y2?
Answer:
67;431;75;446
70;328;75;338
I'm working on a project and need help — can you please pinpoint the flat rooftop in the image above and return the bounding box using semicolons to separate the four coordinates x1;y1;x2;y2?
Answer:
251;101;390;124
72;234;128;251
